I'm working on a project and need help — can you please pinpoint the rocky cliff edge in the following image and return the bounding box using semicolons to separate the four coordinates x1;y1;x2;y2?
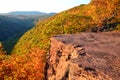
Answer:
45;32;120;80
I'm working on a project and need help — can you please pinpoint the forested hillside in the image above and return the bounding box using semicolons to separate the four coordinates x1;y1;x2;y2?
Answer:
0;13;55;41
0;15;34;41
0;0;120;79
0;13;55;54
12;0;120;55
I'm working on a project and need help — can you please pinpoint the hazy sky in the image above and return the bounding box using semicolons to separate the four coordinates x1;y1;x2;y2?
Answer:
0;0;90;13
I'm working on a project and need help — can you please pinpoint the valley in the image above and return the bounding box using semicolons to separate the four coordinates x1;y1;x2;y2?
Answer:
0;11;55;54
0;0;120;79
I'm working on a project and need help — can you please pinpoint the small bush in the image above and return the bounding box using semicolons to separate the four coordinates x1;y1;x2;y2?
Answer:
115;24;120;31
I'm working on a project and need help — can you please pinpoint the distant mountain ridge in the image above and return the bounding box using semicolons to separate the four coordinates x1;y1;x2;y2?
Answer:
0;11;56;54
7;11;56;15
12;0;120;55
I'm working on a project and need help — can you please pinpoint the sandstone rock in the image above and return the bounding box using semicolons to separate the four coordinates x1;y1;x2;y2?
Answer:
45;32;120;80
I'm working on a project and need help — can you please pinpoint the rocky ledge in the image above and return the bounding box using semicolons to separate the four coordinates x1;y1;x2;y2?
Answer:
45;32;120;80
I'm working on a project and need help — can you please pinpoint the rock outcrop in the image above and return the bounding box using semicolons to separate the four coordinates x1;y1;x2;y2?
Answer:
45;32;120;80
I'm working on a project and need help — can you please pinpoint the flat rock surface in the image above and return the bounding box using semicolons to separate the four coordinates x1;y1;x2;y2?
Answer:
46;32;120;80
54;32;120;57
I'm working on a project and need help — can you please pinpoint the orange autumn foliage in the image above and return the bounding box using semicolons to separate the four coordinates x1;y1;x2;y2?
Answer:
0;48;45;80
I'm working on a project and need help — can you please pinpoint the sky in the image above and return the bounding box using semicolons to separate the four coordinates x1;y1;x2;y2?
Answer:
0;0;90;13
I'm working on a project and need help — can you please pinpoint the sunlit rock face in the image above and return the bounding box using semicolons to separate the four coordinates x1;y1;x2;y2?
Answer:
45;32;120;80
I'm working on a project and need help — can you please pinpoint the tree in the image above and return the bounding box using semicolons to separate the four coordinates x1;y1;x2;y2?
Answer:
0;48;45;80
0;42;5;54
91;0;120;31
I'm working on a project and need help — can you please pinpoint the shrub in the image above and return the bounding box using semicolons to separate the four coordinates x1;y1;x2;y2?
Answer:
115;24;120;31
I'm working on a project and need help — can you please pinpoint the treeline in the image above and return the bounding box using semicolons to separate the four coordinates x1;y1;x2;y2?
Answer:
0;47;45;80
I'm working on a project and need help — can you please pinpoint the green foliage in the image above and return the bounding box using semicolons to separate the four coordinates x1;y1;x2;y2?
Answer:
115;24;120;31
2;34;23;55
0;13;55;54
12;0;120;55
12;10;95;55
0;42;5;54
0;15;34;41
0;1;119;79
